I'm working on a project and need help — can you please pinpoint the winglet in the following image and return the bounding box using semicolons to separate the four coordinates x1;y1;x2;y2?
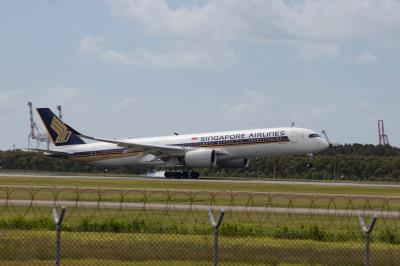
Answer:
36;108;85;146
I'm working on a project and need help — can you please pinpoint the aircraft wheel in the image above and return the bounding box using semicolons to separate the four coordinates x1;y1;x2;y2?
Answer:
164;171;173;178
181;171;189;179
189;171;200;179
173;171;182;179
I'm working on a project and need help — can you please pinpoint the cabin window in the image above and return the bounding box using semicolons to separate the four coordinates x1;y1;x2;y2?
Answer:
308;134;320;138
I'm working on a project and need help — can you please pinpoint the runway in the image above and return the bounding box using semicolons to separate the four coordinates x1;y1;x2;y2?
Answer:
1;172;400;189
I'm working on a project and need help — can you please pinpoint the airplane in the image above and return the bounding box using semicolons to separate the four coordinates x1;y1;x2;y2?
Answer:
33;108;329;179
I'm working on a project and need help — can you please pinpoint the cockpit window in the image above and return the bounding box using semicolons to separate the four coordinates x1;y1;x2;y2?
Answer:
308;134;320;138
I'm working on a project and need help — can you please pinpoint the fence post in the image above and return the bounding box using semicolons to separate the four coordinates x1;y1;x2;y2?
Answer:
209;209;225;266
358;215;377;266
52;206;66;266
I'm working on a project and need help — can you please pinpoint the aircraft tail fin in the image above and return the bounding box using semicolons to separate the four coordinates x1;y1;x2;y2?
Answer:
36;108;85;146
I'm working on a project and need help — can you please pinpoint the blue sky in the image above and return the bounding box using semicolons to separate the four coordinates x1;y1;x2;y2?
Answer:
1;0;399;150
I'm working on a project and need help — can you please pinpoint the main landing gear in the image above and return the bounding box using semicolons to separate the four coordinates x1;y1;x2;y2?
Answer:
164;171;200;179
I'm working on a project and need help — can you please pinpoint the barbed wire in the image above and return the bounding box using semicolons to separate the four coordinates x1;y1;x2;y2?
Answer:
0;186;399;231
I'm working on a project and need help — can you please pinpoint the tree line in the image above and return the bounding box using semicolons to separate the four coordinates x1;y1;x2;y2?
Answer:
0;144;399;181
213;144;400;181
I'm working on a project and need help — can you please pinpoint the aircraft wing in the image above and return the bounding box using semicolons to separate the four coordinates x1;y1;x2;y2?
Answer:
78;134;188;157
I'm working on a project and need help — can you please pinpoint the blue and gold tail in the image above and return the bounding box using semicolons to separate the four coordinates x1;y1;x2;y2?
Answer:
36;108;85;146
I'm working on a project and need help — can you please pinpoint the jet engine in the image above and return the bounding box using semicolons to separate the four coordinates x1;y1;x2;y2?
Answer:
184;149;217;168
218;158;249;169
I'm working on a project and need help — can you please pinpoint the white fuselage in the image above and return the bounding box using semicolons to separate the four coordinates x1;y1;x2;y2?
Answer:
51;127;329;167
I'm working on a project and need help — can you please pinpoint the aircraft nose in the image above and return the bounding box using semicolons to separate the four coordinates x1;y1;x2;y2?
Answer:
321;139;330;150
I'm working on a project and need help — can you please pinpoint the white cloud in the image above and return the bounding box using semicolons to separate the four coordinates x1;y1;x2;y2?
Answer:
270;1;400;42
110;0;400;44
219;91;342;128
110;0;248;41
79;0;400;68
78;36;105;57
78;36;139;64
76;1;400;67
102;50;138;65
139;49;236;68
79;35;236;68
353;52;379;64
78;36;136;65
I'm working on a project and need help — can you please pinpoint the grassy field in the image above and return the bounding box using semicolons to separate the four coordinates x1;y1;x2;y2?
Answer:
1;174;400;196
1;173;400;265
1;230;399;265
1;174;399;238
1;204;400;244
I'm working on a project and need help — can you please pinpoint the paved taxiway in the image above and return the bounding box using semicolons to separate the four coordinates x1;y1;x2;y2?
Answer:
1;199;398;218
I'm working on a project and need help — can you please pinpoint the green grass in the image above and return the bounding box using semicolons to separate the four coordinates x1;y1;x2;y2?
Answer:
1;230;399;265
0;260;213;266
2;174;400;264
1;206;400;245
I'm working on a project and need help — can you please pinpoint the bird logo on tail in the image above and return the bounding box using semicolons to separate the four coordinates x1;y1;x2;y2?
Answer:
50;116;72;144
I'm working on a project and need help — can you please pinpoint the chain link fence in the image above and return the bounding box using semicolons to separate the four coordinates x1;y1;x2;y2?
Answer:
1;186;400;265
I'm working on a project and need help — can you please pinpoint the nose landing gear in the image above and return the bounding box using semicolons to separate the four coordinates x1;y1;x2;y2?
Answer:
306;153;314;169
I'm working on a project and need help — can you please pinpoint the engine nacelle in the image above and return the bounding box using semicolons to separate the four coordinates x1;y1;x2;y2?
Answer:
218;158;250;169
184;149;217;168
